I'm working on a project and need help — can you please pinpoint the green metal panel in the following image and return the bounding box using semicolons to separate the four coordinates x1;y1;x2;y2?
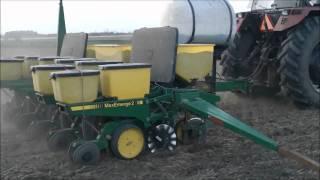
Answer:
1;80;34;95
180;98;278;151
215;80;249;93
60;98;150;125
174;89;220;105
57;0;66;56
1;79;33;89
199;91;221;104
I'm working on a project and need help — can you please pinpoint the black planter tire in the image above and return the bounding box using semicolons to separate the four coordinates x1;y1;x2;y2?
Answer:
72;141;100;165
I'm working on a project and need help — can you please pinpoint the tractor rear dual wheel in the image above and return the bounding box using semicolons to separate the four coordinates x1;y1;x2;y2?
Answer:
222;16;320;107
278;16;320;107
220;29;257;78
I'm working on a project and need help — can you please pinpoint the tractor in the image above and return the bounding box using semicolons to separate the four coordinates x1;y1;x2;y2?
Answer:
221;0;320;107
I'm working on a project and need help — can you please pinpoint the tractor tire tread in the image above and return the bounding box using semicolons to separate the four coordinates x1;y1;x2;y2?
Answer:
278;16;320;107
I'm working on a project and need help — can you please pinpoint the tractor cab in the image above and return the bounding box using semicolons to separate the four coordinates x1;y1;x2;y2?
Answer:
251;0;320;11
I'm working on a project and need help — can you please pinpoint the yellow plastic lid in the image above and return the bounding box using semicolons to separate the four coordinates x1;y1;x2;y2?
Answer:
31;64;74;72
55;58;96;64
39;56;73;61
75;60;122;66
50;70;100;79
25;56;39;61
0;58;24;63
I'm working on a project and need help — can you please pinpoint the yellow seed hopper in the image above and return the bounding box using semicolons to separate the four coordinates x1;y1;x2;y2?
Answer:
0;59;24;80
99;63;151;100
50;70;100;104
31;64;75;95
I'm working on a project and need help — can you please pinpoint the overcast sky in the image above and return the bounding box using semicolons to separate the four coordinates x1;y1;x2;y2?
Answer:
1;0;253;34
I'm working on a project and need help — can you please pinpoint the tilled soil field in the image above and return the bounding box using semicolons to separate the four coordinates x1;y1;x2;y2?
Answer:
1;92;319;180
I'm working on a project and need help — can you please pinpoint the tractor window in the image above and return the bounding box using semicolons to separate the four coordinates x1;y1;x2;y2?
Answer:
251;0;274;10
251;0;314;10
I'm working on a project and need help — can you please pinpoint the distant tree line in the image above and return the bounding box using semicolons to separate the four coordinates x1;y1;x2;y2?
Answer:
2;30;131;39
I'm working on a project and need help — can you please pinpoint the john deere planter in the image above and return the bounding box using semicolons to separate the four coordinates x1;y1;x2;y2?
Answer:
48;27;320;170
1;27;318;171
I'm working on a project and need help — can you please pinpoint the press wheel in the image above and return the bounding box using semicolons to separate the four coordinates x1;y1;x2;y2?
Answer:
147;124;177;153
72;141;100;165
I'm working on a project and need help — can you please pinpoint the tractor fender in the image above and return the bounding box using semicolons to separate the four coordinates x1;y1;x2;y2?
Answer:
236;7;320;32
274;7;320;31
